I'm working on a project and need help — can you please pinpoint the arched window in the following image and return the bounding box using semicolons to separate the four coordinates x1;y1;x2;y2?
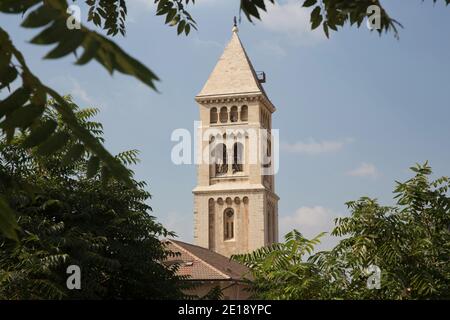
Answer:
230;106;238;122
263;137;272;169
232;142;243;173
240;105;248;122
268;206;276;244
220;107;228;123
214;143;227;176
224;208;234;240
267;206;276;244
210;107;218;124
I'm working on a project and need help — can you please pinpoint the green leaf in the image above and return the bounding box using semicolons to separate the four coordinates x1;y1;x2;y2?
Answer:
156;6;169;16
0;66;18;89
157;0;169;12
62;143;85;165
310;6;322;30
1;104;45;129
241;0;261;21
22;119;58;148
177;20;186;35
76;36;100;65
165;8;177;24
323;22;329;38
75;32;160;90
44;31;85;59
168;14;180;26
21;4;59;28
94;35;159;90
303;0;317;8
185;23;191;36
93;13;101;26
253;0;267;11
0;0;41;14
30;20;65;45
36;131;70;155
87;155;100;178
0;87;31;118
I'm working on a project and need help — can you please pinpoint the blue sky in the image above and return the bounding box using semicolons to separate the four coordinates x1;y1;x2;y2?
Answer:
2;0;450;249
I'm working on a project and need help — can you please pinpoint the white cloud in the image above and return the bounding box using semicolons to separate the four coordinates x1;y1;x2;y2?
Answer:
70;79;95;105
257;0;325;45
281;138;353;155
346;162;379;178
280;206;341;251
48;75;100;107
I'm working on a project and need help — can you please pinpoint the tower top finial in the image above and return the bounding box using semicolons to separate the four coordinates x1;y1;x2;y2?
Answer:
232;16;238;33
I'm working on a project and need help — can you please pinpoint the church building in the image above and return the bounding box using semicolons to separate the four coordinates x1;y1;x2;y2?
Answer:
192;23;279;258
166;23;279;299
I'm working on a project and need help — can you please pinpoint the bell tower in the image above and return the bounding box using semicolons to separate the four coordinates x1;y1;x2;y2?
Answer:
193;24;279;257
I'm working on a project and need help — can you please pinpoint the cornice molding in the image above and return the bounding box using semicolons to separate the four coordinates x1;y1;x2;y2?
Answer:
195;92;276;113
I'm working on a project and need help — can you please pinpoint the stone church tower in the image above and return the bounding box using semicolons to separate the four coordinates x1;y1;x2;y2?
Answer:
192;24;279;257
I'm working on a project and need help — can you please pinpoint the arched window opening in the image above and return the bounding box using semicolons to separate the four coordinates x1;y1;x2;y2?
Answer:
224;208;234;240
267;209;272;243
262;138;272;169
233;142;244;173
230;106;238;122
214;143;228;176
240;105;248;122
209;136;215;176
272;209;276;243
210;107;218;124
220;107;228;123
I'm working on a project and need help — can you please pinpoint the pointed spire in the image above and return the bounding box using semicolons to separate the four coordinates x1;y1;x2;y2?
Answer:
197;26;265;98
232;16;238;33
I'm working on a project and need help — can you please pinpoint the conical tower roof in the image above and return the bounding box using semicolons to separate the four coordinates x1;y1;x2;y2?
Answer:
197;26;266;98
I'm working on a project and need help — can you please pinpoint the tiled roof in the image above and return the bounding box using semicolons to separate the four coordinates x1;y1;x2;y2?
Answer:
164;240;252;281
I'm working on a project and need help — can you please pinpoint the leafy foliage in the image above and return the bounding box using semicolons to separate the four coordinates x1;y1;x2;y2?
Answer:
0;0;164;238
155;0;197;35
233;230;327;299
240;0;450;39
0;98;185;299
234;163;450;299
0;0;448;252
0;0;447;240
0;0;198;238
86;0;128;36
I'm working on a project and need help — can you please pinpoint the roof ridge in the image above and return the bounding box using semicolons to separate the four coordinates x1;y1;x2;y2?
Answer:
168;240;231;280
